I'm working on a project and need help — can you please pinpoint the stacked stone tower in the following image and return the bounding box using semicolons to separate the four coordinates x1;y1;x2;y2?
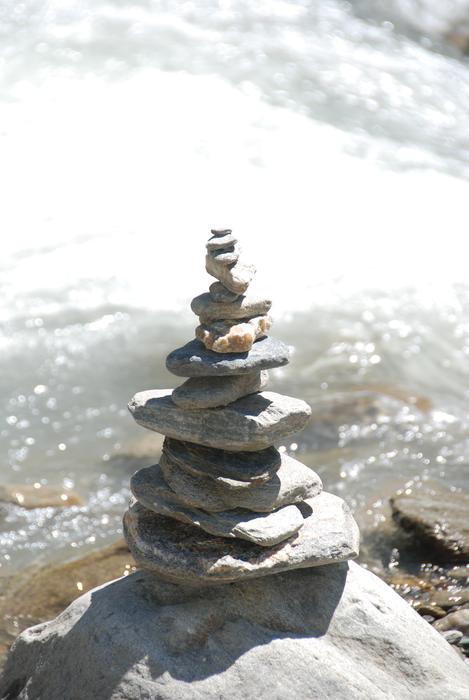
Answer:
124;229;359;584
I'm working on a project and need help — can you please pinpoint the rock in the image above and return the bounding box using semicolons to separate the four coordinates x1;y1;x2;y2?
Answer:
3;562;469;700
206;232;237;251
430;589;469;610
210;227;232;237
163;438;281;484
208;243;241;266
414;603;447;619
159;452;322;512
205;256;256;294
0;483;84;509
442;630;464;644
166;336;289;377
434;609;469;636
459;636;469;650
129;468;305;546
191;292;272;322
128;390;311;452
195;316;271;353
451;567;469;582
0;540;134;670
209;281;240;303
391;489;469;563
171;371;268;409
124;491;359;585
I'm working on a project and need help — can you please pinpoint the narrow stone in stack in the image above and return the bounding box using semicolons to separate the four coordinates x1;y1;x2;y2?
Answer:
124;228;359;584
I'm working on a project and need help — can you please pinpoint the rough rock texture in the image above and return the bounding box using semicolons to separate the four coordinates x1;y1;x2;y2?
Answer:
124;492;359;584
3;562;469;700
171;371;268;409
209;281;240;303
128;390;311;451
166;337;289;377
206;256;256;294
163;438;281;484
391;489;469;562
191;292;272;322
159;453;322;512
195;316;271;353
129;467;305;546
206;232;237;251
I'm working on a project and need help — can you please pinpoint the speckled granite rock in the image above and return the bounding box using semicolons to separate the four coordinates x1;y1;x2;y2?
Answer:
163;438;281;484
196;315;271;353
166;337;289;377
124;491;359;584
206;256;256;294
3;562;469;700
171;371;268;409
129;467;304;546
158;453;322;512
191;292;272;322
128;390;311;451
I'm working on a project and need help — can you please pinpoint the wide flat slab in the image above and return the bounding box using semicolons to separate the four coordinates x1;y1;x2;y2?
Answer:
166;337;289;377
128;390;311;451
130;467;304;547
123;491;360;585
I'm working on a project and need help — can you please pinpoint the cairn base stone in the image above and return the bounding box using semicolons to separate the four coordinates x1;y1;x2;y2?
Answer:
2;563;469;700
123;491;360;585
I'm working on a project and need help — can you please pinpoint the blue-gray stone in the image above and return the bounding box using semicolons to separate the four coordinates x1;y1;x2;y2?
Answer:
166;336;289;377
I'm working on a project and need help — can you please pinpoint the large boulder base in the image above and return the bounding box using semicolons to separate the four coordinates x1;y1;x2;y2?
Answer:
2;562;469;700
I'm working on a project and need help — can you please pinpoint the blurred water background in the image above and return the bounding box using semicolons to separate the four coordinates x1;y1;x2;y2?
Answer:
1;0;469;578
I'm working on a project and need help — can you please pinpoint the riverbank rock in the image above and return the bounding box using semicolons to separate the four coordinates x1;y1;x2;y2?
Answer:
2;562;469;700
0;483;83;509
391;488;469;563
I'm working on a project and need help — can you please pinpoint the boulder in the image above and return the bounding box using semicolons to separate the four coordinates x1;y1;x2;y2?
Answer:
128;390;311;451
2;562;469;700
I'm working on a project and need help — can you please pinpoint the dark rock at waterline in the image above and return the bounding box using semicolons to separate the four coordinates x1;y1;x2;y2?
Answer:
390;489;469;563
2;562;469;699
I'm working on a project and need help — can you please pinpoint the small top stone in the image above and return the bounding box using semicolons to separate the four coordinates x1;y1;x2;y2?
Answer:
210;228;232;237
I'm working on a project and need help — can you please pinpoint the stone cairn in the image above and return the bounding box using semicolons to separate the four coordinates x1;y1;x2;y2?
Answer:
124;229;359;585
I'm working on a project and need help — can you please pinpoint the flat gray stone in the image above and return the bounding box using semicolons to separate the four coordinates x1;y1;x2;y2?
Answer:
128;390;311;451
208;244;240;266
206;233;237;251
209;281;240;303
4;563;469;700
210;227;232;237
391;488;469;563
171;371;268;409
163;438;281;484
159;452;323;512
166;336;289;377
206;256;256;294
191;292;272;322
124;491;359;584
130;468;304;546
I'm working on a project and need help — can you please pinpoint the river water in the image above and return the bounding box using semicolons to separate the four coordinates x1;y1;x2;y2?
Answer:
1;0;469;577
